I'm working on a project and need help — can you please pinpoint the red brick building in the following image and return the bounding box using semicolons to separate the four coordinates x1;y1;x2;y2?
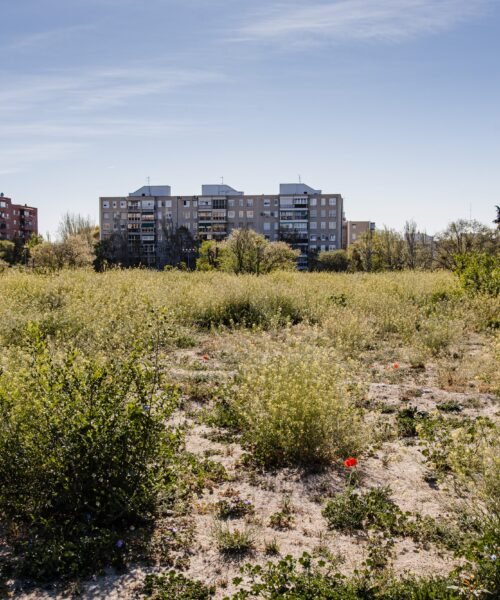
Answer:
0;194;38;242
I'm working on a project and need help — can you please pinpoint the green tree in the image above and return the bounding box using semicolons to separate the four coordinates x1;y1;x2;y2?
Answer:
196;240;224;271
58;213;98;244
316;249;349;272
0;240;15;264
220;229;298;275
434;220;497;269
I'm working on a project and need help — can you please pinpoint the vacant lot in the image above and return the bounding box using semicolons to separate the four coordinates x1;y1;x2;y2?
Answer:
0;270;498;599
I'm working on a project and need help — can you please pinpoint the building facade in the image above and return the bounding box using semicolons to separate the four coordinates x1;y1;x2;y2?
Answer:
342;220;376;249
0;194;38;242
100;183;344;269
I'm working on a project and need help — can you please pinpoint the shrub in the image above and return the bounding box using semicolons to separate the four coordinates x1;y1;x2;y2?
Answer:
215;497;254;520
230;348;364;467
143;572;215;599
454;252;500;296
315;250;350;272
229;553;463;599
322;487;406;535
194;293;305;329
0;325;179;580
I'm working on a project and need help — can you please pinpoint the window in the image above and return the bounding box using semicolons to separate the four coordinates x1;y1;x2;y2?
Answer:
239;211;244;218
310;198;317;207
183;200;190;207
247;199;253;207
103;213;110;219
228;211;235;219
321;209;326;218
352;234;357;241
274;223;279;230
310;221;317;229
102;201;110;208
329;198;337;206
112;201;117;208
165;200;172;208
329;234;336;241
120;200;126;208
183;212;190;220
310;234;317;241
264;199;271;207
321;198;326;206
329;222;336;229
320;222;326;230
239;199;244;207
228;199;235;208
247;211;254;218
310;210;317;217
329;244;336;250
328;210;336;217
263;222;271;231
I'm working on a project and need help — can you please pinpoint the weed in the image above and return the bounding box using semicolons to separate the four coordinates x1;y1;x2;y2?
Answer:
143;571;215;599
212;522;255;557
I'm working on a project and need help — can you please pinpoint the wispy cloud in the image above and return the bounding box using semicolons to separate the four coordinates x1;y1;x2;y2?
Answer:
0;65;224;113
238;0;490;43
6;24;96;51
0;61;224;173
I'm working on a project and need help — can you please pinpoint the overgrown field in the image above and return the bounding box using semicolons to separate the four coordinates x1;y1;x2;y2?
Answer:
0;269;498;599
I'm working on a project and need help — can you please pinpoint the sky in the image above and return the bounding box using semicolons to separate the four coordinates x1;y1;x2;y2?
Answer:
1;0;499;238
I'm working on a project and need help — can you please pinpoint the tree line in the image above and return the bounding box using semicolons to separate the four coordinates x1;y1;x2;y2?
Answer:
0;211;498;276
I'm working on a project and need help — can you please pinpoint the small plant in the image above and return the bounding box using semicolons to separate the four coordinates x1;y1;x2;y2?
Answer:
212;521;255;557
269;495;295;530
215;497;254;520
436;401;463;413
143;571;215;599
264;538;280;556
322;486;406;535
396;406;427;438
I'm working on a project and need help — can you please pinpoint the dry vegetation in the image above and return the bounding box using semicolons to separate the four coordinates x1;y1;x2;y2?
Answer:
0;269;498;599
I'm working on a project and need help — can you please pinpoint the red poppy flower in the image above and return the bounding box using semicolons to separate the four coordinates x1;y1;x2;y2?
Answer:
202;354;210;361
393;363;399;369
344;457;358;468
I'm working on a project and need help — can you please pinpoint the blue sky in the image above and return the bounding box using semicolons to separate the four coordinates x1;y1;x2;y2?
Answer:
1;0;499;237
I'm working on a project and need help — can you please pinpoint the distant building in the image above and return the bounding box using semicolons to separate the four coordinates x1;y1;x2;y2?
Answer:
342;220;376;249
100;182;344;269
0;194;38;242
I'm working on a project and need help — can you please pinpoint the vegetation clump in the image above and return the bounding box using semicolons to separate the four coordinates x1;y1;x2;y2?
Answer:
228;348;364;468
0;325;180;580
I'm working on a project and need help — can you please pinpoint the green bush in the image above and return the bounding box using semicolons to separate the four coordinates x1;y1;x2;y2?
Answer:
322;487;405;535
228;553;462;599
230;348;364;467
0;325;179;580
194;294;305;329
143;571;215;599
454;252;500;296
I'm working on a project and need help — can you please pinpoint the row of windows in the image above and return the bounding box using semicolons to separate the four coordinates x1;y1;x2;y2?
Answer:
102;196;339;210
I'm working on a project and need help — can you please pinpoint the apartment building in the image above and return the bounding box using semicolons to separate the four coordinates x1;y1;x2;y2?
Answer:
100;182;344;269
0;194;38;242
342;220;376;249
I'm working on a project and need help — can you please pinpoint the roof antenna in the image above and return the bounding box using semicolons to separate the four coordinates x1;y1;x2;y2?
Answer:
221;176;224;185
147;176;151;196
298;174;302;184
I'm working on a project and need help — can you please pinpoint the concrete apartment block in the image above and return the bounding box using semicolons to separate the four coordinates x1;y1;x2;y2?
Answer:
99;182;344;269
0;194;38;242
342;221;376;249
